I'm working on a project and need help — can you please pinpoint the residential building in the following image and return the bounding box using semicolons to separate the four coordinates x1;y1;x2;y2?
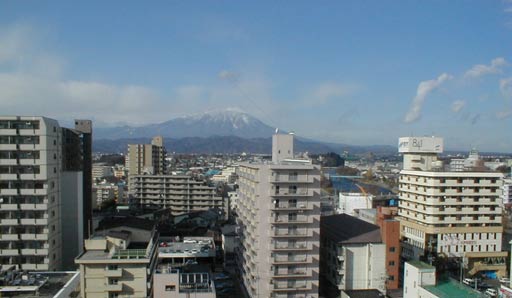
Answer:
376;207;400;291
92;183;117;209
398;137;506;276
403;260;480;298
236;133;321;298
153;264;216;298
0;116;90;271
320;214;386;295
75;220;158;298
126;136;166;177
503;178;512;206
130;175;226;215
92;163;112;181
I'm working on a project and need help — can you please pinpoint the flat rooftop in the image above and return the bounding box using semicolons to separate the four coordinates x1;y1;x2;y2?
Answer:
158;237;215;258
0;272;79;298
408;260;435;270
422;278;481;298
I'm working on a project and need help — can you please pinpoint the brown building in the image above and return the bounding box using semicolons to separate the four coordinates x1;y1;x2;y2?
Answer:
376;206;400;290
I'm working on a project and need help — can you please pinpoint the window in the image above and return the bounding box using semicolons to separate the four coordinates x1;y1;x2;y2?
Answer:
389;261;395;266
165;285;176;291
389;247;396;253
107;265;118;270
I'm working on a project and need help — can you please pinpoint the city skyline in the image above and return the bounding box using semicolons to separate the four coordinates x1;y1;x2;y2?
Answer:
1;1;511;151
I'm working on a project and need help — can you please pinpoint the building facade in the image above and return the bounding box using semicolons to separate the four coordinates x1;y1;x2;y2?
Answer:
131;175;225;215
398;137;506;276
236;133;321;298
320;214;386;294
126;136;166;177
75;227;158;298
0;116;91;271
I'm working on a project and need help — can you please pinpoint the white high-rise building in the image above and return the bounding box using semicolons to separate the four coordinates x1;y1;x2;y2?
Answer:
236;133;321;298
0;116;88;271
398;137;506;276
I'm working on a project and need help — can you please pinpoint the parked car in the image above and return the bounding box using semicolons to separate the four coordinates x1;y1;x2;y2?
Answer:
463;278;474;286
485;288;497;297
500;277;510;284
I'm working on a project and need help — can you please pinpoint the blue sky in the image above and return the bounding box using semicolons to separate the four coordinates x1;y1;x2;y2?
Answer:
0;1;511;151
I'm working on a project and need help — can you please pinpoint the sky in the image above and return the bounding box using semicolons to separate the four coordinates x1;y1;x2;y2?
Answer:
0;1;511;152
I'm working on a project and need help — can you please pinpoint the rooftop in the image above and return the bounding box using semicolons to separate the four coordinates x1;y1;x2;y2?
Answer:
343;289;385;298
0;271;79;298
321;214;382;244
408;260;435;270
422;278;481;298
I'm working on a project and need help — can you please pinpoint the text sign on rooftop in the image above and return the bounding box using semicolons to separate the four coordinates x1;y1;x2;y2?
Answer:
398;137;443;153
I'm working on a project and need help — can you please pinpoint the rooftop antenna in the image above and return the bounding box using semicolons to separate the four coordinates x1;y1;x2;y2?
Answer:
275;128;279;134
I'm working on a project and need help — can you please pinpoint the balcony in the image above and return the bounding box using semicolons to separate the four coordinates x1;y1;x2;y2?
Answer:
0;249;19;256
273;284;311;292
273;230;310;238
274;191;310;197
272;257;309;264
273;244;310;251
105;284;122;292
0;204;18;211
270;204;313;211
0;219;18;225
105;268;123;277
0;234;19;240
273;270;311;278
270;217;312;225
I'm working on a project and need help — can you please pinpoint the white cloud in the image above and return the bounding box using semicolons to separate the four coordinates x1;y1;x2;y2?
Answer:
451;100;466;113
497;110;512;119
404;73;453;123
500;77;512;97
303;82;359;106
464;57;507;79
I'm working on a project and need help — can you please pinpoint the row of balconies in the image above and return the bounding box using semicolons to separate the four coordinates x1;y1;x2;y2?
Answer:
399;176;499;186
0;233;49;240
273;229;312;238
400;187;499;196
0;248;49;256
270;216;313;224
269;175;314;184
270;204;313;211
272;270;311;278
271;190;311;197
0;189;48;196
0;218;48;225
399;203;501;215
0;203;47;211
272;282;311;292
399;210;501;224
273;243;311;251
399;195;499;205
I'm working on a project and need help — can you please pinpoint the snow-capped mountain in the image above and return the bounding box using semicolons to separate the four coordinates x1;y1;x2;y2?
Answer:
94;109;276;139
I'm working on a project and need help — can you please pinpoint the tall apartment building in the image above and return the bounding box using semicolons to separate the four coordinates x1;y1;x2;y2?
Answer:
126;136;166;176
131;175;225;215
0;116;91;271
397;137;506;276
236;133;321;298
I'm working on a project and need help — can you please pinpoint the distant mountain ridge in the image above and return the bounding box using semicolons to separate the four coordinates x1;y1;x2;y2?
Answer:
94;109;276;139
93;109;397;154
93;136;396;155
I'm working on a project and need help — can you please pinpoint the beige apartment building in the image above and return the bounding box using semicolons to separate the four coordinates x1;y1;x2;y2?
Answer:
126;136;166;177
130;175;226;215
75;224;158;298
236;133;321;298
397;137;506;276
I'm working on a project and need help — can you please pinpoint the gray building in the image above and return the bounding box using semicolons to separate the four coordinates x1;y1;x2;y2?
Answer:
130;175;226;215
0;116;90;271
235;133;321;298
